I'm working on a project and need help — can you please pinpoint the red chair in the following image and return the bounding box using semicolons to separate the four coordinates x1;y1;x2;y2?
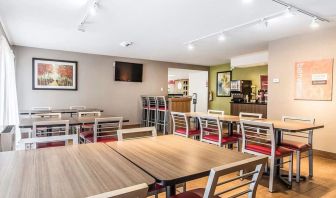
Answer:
171;156;267;198
198;115;238;149
233;112;262;139
171;112;200;138
280;116;315;183
78;111;101;143
84;117;123;143
240;120;293;192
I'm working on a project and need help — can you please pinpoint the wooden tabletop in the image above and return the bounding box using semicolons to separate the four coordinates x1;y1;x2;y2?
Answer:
19;108;104;115
107;135;252;185
185;112;324;132
19;116;129;128
0;143;155;198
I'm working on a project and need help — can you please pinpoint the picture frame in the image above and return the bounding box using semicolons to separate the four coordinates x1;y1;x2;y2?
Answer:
32;58;78;90
216;71;232;97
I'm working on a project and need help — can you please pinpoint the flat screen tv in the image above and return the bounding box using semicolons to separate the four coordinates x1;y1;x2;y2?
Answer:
114;61;143;82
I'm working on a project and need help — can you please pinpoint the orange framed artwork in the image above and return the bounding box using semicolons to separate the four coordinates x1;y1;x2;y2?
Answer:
294;58;333;101
32;58;78;90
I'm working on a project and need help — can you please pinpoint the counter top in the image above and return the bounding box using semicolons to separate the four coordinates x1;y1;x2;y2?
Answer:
230;102;267;105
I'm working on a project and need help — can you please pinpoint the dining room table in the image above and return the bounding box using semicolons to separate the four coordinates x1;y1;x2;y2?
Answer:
19;108;104;116
0;143;155;198
107;135;253;197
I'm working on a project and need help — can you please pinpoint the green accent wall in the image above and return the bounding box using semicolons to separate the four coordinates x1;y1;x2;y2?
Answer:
209;64;268;114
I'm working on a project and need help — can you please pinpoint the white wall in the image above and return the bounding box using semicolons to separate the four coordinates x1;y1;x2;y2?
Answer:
14;46;208;125
189;71;208;112
268;27;336;153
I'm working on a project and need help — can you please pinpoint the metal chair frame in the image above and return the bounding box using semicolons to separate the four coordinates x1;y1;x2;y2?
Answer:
240;120;293;192
87;183;148;198
117;127;157;141
156;96;168;134
281;116;315;183
85;117;123;143
171;112;199;138
207;109;224;116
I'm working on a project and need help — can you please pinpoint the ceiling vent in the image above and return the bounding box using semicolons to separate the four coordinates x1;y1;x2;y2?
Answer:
120;41;134;47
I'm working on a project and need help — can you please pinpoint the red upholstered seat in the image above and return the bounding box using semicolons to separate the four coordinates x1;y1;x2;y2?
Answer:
80;131;93;138
86;136;118;143
232;132;242;138
203;134;238;143
158;107;167;110
281;140;311;151
175;128;200;136
171;188;220;198
203;127;217;132
246;144;292;157
37;141;66;149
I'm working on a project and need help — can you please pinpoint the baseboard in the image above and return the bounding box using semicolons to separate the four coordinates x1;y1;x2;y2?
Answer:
314;149;336;160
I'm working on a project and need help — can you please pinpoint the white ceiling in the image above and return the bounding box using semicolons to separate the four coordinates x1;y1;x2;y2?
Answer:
0;0;335;66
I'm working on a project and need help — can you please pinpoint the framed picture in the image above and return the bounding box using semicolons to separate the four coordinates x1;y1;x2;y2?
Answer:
294;58;333;101
32;58;78;90
216;71;232;97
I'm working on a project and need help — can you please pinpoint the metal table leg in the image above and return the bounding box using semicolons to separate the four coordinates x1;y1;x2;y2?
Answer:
166;184;176;198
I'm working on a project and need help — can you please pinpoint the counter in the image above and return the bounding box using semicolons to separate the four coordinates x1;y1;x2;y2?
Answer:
230;102;267;118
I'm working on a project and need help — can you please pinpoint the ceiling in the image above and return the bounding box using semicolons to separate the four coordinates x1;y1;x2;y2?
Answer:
0;0;335;66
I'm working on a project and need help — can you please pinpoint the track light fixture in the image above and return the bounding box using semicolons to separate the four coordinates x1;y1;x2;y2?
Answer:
184;0;329;50
78;0;100;32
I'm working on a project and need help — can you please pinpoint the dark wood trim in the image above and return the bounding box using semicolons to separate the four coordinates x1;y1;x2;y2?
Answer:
32;58;78;91
314;149;336;160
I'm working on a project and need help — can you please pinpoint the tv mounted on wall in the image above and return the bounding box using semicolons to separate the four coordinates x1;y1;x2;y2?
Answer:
114;61;143;82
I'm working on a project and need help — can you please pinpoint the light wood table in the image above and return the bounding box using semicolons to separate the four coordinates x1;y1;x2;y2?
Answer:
19;108;104;115
19;116;129;129
0;143;155;198
107;135;252;197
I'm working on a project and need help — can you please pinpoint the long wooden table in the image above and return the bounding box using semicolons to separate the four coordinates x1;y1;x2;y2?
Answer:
107;135;252;197
0;143;155;198
19;116;129;128
19;108;104;115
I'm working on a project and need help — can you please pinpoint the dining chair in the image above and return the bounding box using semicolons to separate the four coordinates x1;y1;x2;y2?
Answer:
78;111;102;141
207;109;224;116
170;156;267;198
117;127;157;141
147;96;157;127
171;112;200;138
84;117;123;143
31;120;72;149
280;116;315;183
87;183;148;198
234;112;263;138
240;120;293;192
156;96;168;134
198;115;238;149
141;96;149;127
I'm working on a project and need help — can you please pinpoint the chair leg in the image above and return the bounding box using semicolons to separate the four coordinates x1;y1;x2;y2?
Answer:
289;153;293;185
269;158;276;192
296;151;301;183
163;111;167;135
309;149;313;178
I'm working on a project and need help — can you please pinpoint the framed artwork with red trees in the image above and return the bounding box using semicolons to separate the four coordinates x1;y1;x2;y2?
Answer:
32;58;78;90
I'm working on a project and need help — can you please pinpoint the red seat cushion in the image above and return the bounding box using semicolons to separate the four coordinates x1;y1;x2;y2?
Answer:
232;132;242;138
158;107;167;110
246;144;292;157
37;141;66;149
171;188;220;198
80;131;93;138
203;134;238;144
86;136;118;143
281;140;311;151
175;128;200;136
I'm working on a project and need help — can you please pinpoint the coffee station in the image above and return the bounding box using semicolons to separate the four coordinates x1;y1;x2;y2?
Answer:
230;80;268;118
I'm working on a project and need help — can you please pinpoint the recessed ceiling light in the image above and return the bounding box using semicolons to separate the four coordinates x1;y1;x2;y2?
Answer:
284;7;294;18
310;17;320;29
120;41;134;47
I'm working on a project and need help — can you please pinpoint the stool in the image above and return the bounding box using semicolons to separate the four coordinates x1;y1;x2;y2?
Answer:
156;96;168;134
147;96;157;127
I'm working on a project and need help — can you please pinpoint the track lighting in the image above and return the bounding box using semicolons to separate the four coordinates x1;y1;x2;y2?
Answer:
218;33;226;42
284;7;294;18
187;43;194;51
77;0;99;32
310;17;320;29
261;19;269;28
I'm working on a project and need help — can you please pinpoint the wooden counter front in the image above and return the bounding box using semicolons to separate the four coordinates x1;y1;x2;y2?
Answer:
168;97;191;113
230;102;267;118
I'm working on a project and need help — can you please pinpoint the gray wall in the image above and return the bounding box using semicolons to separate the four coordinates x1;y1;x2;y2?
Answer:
14;46;208;124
